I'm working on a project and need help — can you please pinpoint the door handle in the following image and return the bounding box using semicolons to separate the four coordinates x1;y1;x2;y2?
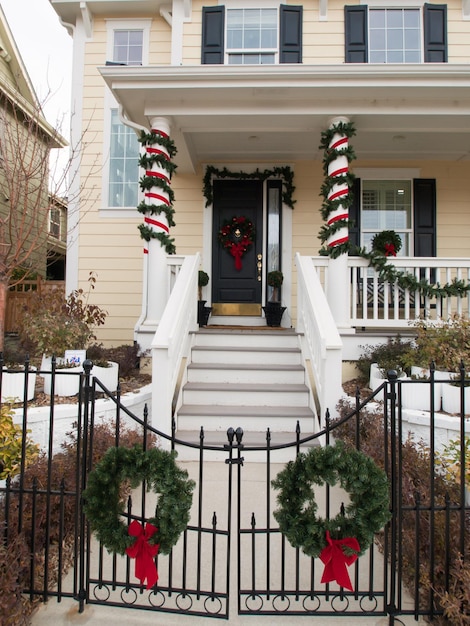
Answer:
257;254;262;281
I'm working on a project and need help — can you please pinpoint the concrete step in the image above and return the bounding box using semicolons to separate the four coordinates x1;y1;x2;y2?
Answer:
193;327;299;348
190;345;302;365
176;404;315;433
187;362;306;384
182;382;310;406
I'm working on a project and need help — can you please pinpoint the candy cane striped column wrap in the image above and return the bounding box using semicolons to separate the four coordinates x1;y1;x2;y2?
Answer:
327;132;349;249
142;119;171;253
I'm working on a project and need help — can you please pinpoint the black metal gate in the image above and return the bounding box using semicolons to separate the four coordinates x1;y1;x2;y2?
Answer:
1;363;469;622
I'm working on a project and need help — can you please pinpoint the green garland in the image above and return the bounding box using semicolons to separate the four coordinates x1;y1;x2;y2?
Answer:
83;446;195;555
203;166;295;209
138;131;178;255
272;441;390;558
318;121;357;254
317;121;470;298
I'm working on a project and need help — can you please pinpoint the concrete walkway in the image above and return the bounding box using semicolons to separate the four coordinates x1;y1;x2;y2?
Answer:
31;460;425;626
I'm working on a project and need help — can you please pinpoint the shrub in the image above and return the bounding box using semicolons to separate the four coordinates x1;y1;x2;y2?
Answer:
19;272;107;358
0;419;156;624
409;315;470;372
0;403;39;479
333;399;468;624
357;335;413;380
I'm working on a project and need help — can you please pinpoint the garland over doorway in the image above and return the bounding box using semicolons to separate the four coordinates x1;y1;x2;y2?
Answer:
203;165;296;209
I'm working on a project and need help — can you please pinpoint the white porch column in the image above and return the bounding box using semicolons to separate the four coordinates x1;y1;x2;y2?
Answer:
135;116;174;351
325;116;352;332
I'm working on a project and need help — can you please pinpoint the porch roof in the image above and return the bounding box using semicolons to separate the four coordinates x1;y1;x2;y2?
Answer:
100;63;470;173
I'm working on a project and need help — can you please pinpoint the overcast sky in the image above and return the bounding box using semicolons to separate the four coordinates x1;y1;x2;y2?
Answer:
1;0;73;136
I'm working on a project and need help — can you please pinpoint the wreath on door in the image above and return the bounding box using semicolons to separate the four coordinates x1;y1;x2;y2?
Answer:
218;216;255;271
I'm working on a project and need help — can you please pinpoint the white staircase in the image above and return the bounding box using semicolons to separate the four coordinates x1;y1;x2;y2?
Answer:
175;328;317;445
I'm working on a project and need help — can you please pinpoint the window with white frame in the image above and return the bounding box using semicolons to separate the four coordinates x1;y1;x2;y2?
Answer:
361;180;412;254
49;206;61;239
108;109;140;208
369;8;421;63
113;29;144;65
226;8;278;64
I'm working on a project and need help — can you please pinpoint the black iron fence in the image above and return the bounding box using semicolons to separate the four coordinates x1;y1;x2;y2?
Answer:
0;362;469;623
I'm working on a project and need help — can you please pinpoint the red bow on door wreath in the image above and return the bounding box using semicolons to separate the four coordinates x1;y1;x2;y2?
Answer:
218;216;255;271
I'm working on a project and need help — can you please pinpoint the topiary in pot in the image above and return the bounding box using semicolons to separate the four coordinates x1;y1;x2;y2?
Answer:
197;270;211;327
264;270;286;326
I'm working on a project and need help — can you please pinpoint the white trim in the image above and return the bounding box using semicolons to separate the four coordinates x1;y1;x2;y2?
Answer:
354;168;421;179
105;19;151;64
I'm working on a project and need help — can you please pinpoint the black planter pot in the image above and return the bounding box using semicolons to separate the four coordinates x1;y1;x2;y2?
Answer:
262;302;286;327
197;300;212;327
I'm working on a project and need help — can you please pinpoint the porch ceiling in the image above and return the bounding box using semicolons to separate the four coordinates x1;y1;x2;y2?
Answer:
100;64;470;173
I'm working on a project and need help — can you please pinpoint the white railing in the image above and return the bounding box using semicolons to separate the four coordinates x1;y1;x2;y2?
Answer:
295;253;343;425
310;256;470;330
151;253;200;435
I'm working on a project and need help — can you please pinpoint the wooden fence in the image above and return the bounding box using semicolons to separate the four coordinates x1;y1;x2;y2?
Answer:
6;278;65;334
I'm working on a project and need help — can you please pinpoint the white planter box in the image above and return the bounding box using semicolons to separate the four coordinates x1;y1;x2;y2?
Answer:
442;383;470;415
92;361;119;392
401;378;441;412
369;363;405;401
42;364;82;397
1;367;37;402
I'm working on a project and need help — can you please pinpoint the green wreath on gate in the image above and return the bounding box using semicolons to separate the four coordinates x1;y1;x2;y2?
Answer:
272;441;391;558
83;446;195;555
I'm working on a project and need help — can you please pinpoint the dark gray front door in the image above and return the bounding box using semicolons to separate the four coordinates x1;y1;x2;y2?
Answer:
212;180;263;316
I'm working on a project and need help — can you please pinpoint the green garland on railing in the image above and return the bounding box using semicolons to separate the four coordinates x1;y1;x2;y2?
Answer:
203;165;295;209
317;121;470;298
137;130;178;254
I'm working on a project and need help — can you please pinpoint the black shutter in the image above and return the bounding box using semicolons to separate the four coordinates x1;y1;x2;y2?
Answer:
348;178;361;251
280;5;302;63
413;179;436;257
344;5;368;63
424;4;447;62
202;6;225;64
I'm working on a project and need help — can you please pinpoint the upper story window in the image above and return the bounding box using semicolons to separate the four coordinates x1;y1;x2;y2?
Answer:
345;3;447;63
113;30;144;65
227;9;278;64
49;207;61;239
369;9;421;63
202;4;302;65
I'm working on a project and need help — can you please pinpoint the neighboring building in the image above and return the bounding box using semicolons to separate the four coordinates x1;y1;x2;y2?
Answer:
0;6;67;283
47;195;67;280
50;0;470;426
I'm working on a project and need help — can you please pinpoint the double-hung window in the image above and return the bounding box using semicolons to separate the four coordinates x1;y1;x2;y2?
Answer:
202;4;302;64
105;22;149;209
361;180;412;254
226;9;278;64
345;3;447;63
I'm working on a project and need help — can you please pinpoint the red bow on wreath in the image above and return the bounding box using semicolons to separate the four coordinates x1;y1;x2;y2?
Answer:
319;530;360;591
384;243;396;257
125;520;160;589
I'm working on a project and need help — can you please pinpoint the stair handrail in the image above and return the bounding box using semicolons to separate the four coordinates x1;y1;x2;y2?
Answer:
151;253;200;435
295;253;343;424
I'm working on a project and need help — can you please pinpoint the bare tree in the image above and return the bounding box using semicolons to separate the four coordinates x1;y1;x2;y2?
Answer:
0;87;67;351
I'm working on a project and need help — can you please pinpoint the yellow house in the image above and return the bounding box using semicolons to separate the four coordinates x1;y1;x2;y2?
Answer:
50;0;470;430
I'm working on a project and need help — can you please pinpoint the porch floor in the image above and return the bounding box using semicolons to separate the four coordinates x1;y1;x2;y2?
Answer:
31;461;425;626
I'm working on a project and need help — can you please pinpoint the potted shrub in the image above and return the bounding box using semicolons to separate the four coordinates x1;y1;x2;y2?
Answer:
86;343;119;392
0;343;36;402
263;270;286;327
197;270;212;327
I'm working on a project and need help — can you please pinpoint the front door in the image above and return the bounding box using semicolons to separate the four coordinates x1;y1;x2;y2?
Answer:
212;180;263;316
